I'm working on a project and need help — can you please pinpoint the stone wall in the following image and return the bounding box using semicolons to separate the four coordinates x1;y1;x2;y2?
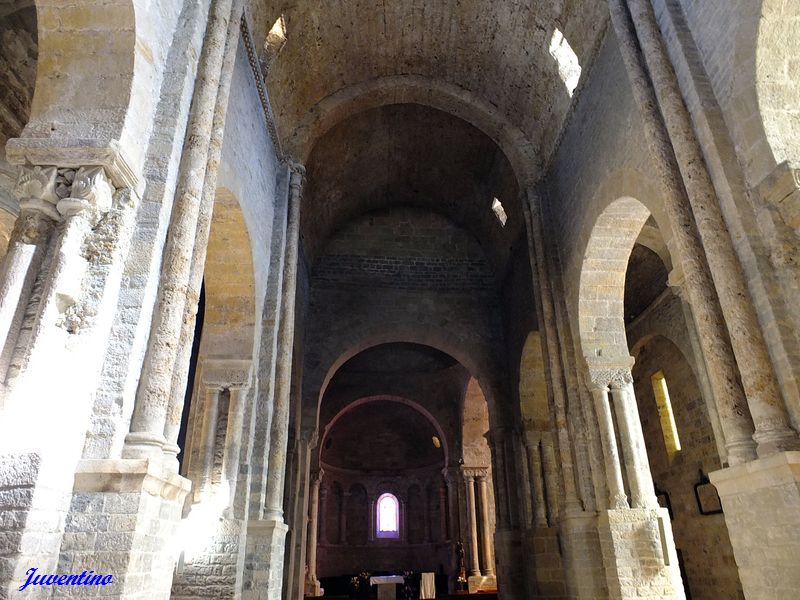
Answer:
632;333;742;599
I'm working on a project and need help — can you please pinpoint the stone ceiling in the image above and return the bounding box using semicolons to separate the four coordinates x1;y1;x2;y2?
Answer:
257;0;609;169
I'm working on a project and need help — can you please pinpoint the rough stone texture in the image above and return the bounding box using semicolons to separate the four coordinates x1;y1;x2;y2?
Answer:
632;334;742;599
710;452;800;600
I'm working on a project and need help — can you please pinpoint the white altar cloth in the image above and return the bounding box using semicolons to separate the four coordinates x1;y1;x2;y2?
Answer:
370;576;404;600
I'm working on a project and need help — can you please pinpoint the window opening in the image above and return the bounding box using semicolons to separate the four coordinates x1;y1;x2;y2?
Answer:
491;197;508;227
376;493;400;538
549;28;581;97
651;371;681;460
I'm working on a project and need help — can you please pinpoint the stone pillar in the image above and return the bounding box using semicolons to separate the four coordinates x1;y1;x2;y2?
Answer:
463;472;481;577
222;383;249;514
286;428;317;600
523;432;548;527
319;482;328;545
196;385;221;502
606;0;772;465
539;432;560;526
710;452;800;598
339;490;349;544
400;498;408;543
476;475;495;577
305;469;322;596
587;378;628;509
162;1;245;472
606;367;658;509
439;482;449;540
0;166;58;362
123;0;241;459
522;192;583;515
424;486;432;543
264;162;305;520
622;0;798;457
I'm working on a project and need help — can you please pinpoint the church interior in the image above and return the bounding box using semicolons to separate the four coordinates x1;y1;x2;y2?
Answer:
0;0;799;598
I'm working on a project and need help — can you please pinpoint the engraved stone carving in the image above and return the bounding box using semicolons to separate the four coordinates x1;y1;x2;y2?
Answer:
15;165;60;220
57;166;114;223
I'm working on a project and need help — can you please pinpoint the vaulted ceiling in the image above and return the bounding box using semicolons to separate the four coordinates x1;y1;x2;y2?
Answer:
256;0;608;167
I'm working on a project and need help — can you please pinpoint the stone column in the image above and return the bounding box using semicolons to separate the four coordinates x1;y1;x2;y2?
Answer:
476;474;495;576
339;490;348;544
424;487;432;543
222;381;250;514
522;192;583;515
123;0;241;458
607;368;658;509
196;385;221;502
439;482;449;540
523;432;548;527
319;482;328;545
587;377;628;509
463;472;481;577
400;498;408;542
625;0;798;456
607;0;784;464
0;166;58;361
539;432;560;526
162;3;245;469
263;162;305;520
306;469;322;595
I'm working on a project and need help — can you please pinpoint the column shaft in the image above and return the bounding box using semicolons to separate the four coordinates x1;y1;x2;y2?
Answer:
162;2;245;465
197;386;221;501
540;432;560;526
590;384;628;509
439;482;448;540
222;386;248;513
524;433;548;527
609;375;658;508
476;476;495;576
464;475;481;577
339;491;348;544
263;163;304;519
624;0;797;455
124;0;239;457
522;194;583;513
306;471;322;583
607;0;768;464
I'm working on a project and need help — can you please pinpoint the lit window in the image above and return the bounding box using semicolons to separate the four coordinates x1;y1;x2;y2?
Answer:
491;198;507;227
376;493;399;538
651;371;681;459
549;29;581;97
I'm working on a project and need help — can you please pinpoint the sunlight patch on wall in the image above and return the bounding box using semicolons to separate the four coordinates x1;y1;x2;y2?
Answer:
549;28;581;97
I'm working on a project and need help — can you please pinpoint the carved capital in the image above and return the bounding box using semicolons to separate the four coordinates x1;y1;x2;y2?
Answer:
587;367;633;389
287;159;306;191
462;466;488;480
15;165;60;220
201;359;253;389
300;427;319;448
57;166;114;223
757;160;800;230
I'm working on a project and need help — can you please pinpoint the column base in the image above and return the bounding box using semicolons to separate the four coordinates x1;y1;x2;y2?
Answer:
66;458;191;599
561;511;606;599
597;507;684;600
710;451;800;599
467;574;497;594
241;519;289;600
523;526;567;599
304;574;322;597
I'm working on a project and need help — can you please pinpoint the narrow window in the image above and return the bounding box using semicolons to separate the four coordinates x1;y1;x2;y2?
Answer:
549;29;581;97
376;493;400;538
651;371;681;459
491;197;507;227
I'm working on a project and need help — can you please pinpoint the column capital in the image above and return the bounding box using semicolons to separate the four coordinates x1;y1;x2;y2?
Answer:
286;159;306;189
311;468;324;484
586;359;635;390
201;358;252;389
15;165;60;221
299;426;319;448
56;166;114;224
462;466;488;480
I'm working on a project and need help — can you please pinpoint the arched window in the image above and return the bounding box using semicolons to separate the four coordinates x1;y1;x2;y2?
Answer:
376;493;400;538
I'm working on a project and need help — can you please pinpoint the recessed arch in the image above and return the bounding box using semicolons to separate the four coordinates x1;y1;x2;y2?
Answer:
287;75;538;185
579;196;653;363
319;394;450;467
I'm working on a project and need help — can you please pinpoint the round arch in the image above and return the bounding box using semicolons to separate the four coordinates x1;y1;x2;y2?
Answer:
309;331;504;427
287;75;538;186
578;196;653;363
200;187;257;358
319;394;451;467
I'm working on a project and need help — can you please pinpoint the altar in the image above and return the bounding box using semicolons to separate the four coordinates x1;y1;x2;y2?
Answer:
369;575;404;600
